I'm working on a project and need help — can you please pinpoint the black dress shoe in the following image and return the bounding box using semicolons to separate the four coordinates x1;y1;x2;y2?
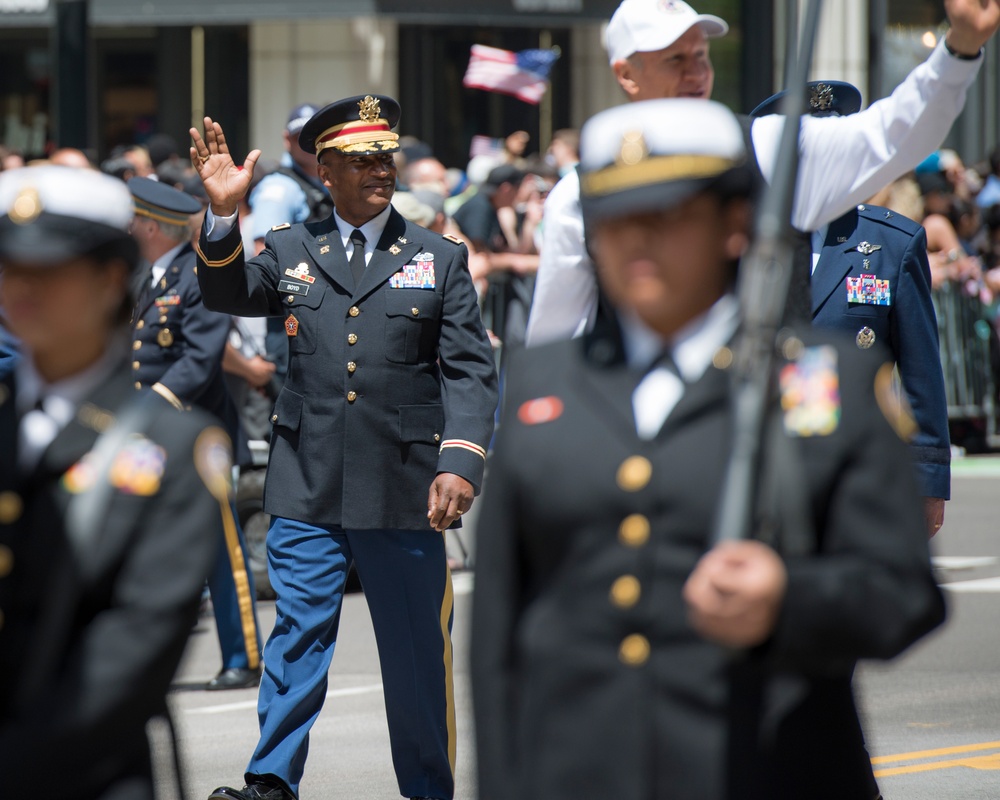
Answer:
208;783;293;800
205;666;261;691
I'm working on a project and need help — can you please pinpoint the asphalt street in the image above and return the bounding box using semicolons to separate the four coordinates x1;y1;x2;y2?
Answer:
159;462;1000;800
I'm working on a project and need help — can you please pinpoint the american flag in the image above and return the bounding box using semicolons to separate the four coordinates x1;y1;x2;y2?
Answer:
462;45;560;105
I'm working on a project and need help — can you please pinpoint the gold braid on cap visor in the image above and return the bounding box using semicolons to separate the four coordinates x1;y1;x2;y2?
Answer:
315;119;400;154
580;155;742;197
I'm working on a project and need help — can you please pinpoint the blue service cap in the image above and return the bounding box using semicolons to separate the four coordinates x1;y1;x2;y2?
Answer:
286;103;320;135
298;94;401;157
579;98;752;225
750;80;862;119
0;166;138;266
127;176;202;225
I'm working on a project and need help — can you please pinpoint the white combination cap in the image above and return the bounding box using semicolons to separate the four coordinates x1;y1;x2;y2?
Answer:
605;0;728;65
579;98;750;223
0;166;137;264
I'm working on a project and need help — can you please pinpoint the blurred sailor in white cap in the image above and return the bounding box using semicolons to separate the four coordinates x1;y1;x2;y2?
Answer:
525;0;1000;346
0;165;230;798
472;98;945;800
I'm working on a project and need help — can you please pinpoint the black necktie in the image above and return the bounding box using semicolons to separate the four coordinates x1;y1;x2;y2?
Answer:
349;229;367;288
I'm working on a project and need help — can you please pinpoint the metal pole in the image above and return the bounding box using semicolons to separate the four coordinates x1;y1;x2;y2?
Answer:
52;0;89;150
539;29;553;152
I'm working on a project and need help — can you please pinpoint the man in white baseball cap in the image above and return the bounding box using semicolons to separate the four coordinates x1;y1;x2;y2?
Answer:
525;0;1000;346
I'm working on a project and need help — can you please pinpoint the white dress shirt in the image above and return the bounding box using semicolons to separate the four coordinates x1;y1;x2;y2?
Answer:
16;337;127;470
149;242;187;287
622;294;740;440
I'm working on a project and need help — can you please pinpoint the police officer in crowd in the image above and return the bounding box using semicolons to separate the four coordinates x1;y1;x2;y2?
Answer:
752;81;952;537
525;0;1000;346
471;99;946;800
190;94;498;800
129;177;262;691
0;166;231;798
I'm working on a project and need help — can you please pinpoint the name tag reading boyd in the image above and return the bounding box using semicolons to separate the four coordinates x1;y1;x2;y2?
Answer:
278;280;310;296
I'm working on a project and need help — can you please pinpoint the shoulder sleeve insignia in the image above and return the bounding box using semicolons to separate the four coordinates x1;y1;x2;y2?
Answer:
194;426;234;501
271;222;291;232
442;234;464;246
874;362;918;441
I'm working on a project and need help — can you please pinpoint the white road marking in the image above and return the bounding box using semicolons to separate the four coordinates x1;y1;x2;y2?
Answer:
942;577;1000;593
933;556;999;571
188;683;383;714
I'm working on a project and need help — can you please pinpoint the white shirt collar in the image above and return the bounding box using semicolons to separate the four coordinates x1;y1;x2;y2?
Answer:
619;293;740;382
333;205;392;258
150;241;188;286
16;334;128;420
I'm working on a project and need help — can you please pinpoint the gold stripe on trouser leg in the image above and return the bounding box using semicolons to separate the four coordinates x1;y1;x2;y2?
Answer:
217;497;260;669
440;555;457;775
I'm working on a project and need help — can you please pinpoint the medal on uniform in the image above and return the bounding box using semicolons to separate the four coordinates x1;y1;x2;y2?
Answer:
285;262;316;283
389;244;401;255
856;326;876;349
285;314;299;337
856;241;882;255
779;345;841;437
157;328;174;347
320;245;330;255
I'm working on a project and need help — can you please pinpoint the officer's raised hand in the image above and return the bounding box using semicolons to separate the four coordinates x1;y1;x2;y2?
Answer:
945;0;1000;55
189;116;261;217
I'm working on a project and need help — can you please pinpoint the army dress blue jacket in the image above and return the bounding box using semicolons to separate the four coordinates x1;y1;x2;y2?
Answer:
195;207;498;530
131;243;244;456
813;204;951;499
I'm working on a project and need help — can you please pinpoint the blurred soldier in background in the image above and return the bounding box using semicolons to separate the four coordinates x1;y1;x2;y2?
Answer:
129;176;262;691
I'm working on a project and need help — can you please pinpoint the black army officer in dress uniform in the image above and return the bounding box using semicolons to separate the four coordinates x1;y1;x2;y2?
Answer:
189;96;498;800
0;166;232;800
470;99;946;800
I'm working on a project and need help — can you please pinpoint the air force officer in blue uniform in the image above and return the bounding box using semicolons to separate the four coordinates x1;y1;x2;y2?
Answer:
190;95;498;800
128;178;262;690
752;82;951;535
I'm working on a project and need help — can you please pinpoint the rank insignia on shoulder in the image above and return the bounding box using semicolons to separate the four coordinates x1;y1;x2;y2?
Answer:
874;362;918;441
442;234;463;245
779;345;841;437
517;396;565;426
271;222;291;231
285;314;299;337
194;427;233;501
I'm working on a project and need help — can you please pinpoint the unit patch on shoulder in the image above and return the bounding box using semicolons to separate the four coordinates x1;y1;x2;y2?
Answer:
779;345;841;437
271;222;291;231
109;434;167;496
442;234;463;245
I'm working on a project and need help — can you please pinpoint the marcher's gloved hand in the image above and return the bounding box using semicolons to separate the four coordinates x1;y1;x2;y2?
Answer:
683;540;787;648
189;116;261;217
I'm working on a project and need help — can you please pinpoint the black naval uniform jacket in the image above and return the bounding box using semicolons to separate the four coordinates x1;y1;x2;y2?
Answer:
195;207;498;530
471;322;945;800
0;356;226;800
132;243;244;453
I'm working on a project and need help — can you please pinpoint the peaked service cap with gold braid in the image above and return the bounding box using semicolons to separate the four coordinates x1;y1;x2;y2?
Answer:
128;176;203;225
298;94;402;157
0;165;139;267
578;98;753;226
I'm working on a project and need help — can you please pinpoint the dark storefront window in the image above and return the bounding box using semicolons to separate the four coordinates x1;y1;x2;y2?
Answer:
0;30;50;160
